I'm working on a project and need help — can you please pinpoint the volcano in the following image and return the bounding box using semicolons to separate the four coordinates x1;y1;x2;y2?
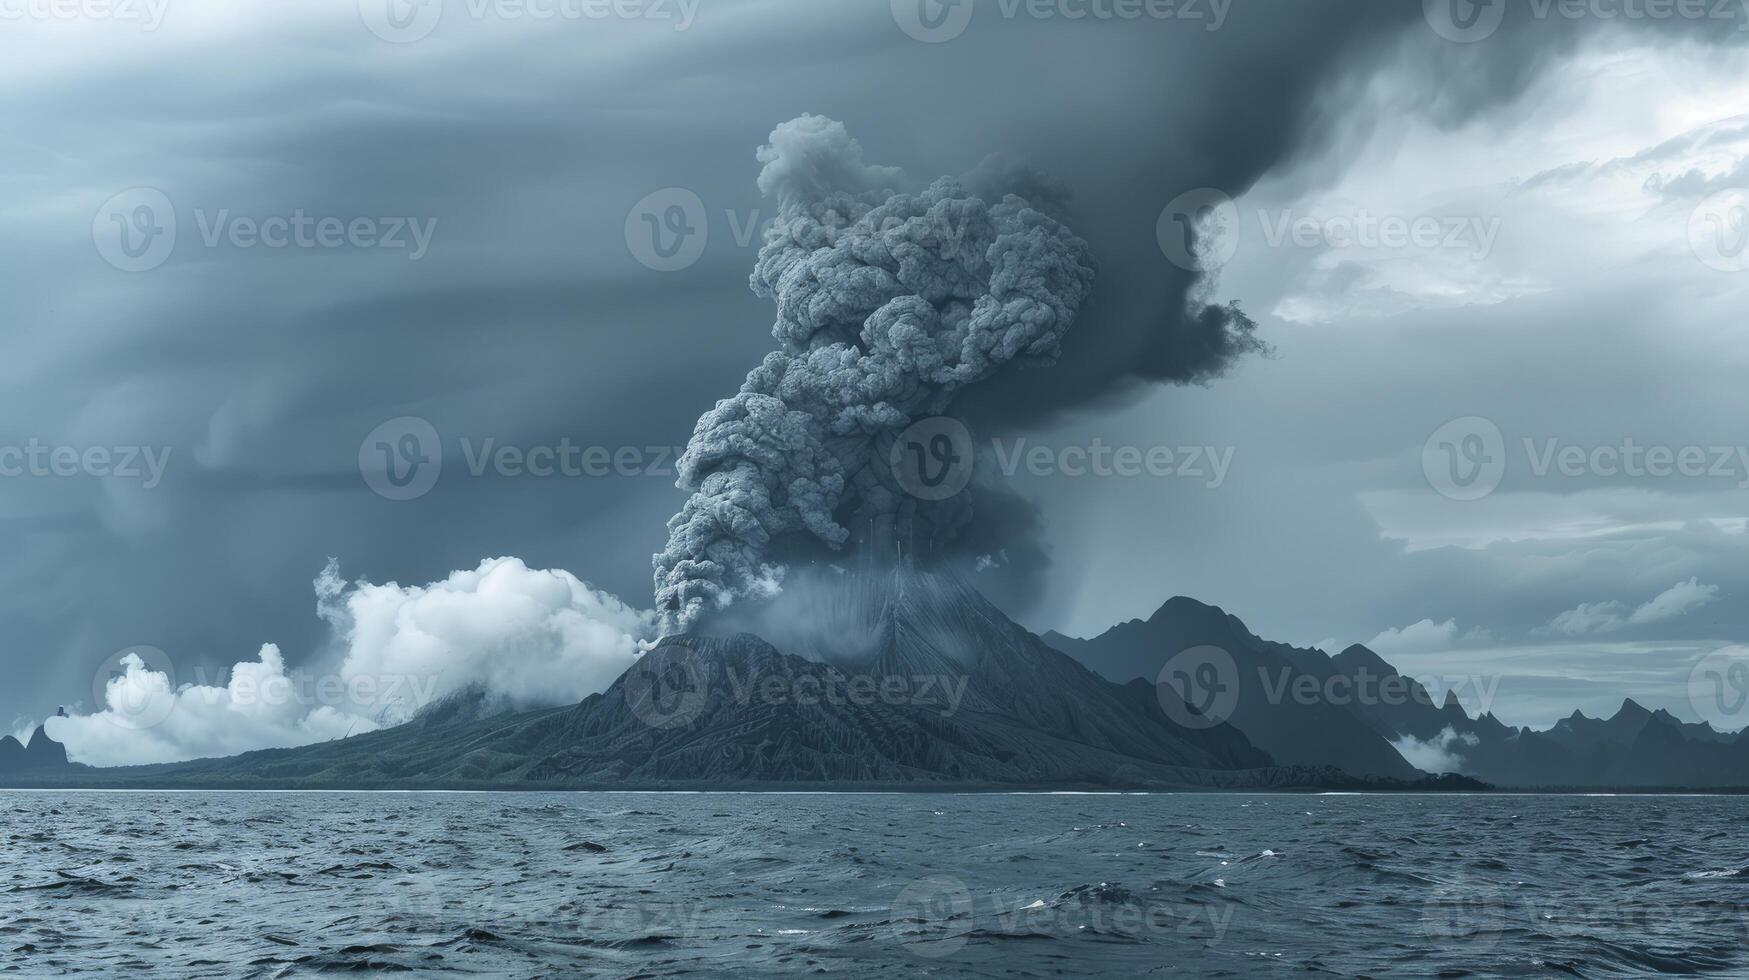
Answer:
22;566;1474;791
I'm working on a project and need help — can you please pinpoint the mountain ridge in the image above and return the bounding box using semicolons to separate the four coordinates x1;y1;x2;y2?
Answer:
1;568;1481;792
1044;594;1749;789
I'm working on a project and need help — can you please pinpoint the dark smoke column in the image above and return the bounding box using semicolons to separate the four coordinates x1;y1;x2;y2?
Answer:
653;116;1096;636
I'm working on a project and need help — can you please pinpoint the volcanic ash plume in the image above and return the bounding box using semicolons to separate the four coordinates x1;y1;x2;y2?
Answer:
653;115;1097;635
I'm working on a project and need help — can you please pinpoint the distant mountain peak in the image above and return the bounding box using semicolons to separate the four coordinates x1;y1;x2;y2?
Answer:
1;724;71;772
1334;644;1396;675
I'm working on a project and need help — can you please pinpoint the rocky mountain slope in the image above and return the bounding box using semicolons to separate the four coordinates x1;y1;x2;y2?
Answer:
1044;598;1423;779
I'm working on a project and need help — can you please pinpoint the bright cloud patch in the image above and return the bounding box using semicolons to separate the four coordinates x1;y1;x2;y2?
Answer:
1365;619;1493;656
1543;578;1719;635
317;556;655;725
1391;726;1479;775
45;645;368;767
42;558;654;767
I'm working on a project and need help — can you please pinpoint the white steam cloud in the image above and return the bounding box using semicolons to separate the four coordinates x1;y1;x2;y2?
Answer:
1391;726;1479;775
46;644;369;768
44;557;654;767
652;114;1096;635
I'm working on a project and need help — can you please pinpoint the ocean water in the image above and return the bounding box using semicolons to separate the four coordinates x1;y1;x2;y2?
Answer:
4;792;1747;978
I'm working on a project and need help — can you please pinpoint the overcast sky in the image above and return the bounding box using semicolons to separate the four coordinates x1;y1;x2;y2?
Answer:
6;0;1749;747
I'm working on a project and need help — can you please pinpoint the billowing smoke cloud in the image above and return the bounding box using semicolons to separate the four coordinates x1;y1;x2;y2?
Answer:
653;116;1096;634
44;557;654;766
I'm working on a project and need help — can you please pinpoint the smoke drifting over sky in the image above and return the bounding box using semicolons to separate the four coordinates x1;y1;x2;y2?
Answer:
653;116;1095;634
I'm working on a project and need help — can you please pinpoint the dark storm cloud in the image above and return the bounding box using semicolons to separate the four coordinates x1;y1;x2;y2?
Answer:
6;0;1747;726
